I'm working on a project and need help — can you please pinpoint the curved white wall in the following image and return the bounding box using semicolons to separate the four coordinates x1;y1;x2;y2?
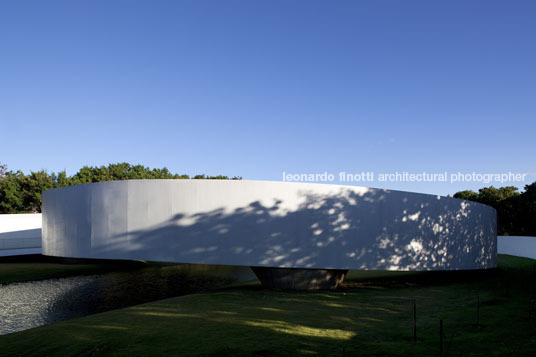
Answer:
498;236;536;260
42;180;497;270
0;214;42;256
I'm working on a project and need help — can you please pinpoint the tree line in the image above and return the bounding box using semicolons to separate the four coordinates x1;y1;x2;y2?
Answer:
0;162;241;213
1;162;534;236
453;183;536;236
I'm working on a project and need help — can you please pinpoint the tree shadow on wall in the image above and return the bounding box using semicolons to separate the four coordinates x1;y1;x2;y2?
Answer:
95;188;496;271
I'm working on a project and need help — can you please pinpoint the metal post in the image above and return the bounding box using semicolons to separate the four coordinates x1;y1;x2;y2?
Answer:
413;300;417;342
439;319;443;357
476;294;480;327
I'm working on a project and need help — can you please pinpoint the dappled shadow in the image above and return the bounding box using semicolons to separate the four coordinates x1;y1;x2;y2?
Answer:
90;186;496;271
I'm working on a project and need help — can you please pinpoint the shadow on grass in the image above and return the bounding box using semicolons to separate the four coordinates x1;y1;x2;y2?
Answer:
1;255;535;356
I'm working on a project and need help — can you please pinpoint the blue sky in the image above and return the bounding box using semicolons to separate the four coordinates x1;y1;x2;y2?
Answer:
1;1;535;195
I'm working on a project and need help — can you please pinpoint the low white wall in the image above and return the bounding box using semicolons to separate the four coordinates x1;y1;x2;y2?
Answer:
498;236;536;260
0;248;42;257
0;214;42;253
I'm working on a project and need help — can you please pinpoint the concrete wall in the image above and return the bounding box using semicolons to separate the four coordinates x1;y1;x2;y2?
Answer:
498;236;536;260
0;214;42;256
42;180;497;270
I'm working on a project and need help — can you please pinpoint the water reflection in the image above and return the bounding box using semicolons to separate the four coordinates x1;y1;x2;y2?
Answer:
1;276;99;334
0;264;254;335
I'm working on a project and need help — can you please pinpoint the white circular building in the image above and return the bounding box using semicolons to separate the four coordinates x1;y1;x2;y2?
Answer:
42;180;497;288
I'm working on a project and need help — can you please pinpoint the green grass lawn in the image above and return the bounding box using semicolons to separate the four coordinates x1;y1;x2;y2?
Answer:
1;255;535;356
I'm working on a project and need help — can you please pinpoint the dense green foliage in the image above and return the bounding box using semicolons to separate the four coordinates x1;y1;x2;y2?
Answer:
454;183;536;236
0;163;241;213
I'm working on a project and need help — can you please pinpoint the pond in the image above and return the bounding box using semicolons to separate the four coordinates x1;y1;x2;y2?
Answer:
0;264;255;335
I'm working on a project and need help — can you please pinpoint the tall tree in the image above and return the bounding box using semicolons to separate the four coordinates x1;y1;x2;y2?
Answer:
0;168;25;213
453;185;534;236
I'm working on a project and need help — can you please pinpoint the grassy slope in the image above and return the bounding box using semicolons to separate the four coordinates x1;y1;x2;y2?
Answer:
1;255;536;356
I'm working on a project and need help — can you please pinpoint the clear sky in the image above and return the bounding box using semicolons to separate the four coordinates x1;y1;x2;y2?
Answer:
1;1;535;196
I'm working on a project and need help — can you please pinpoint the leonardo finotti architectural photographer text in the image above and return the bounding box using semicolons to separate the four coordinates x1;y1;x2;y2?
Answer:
282;171;528;184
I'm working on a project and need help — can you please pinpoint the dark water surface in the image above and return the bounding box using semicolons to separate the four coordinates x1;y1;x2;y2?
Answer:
0;264;254;335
